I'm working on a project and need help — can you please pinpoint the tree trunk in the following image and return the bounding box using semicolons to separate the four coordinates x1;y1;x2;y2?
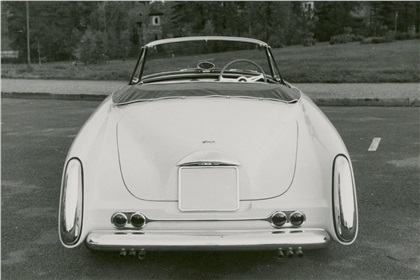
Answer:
26;1;31;70
37;38;41;65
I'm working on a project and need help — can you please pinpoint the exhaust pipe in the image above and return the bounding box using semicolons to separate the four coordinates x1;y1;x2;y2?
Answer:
286;247;294;258
276;248;284;260
119;249;127;259
296;247;304;258
138;249;146;260
128;249;137;259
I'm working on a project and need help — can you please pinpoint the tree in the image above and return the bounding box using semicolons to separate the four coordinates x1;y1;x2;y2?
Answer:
4;1;88;61
79;29;97;64
3;1;29;62
314;2;361;41
3;1;139;62
367;1;419;36
169;1;293;46
79;29;108;64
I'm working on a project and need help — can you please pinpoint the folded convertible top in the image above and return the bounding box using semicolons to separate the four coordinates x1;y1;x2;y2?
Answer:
112;82;301;105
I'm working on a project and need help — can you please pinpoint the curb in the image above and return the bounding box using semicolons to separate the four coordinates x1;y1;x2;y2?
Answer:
1;92;108;101
1;91;419;107
312;97;419;107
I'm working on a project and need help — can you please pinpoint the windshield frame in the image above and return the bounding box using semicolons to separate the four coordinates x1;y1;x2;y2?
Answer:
129;36;285;85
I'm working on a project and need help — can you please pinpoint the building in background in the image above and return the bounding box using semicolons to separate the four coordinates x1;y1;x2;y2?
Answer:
132;1;172;47
301;1;314;19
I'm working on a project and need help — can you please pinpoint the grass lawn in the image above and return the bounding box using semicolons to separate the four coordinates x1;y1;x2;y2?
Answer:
1;39;419;83
274;39;420;83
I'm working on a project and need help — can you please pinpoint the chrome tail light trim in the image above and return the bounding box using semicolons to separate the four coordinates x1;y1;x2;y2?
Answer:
59;158;84;246
332;155;358;244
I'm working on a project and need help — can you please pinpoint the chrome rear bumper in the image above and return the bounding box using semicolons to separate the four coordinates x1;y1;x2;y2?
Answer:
85;229;331;251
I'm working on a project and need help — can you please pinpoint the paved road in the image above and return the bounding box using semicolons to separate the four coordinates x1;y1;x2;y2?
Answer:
1;98;419;279
1;78;419;106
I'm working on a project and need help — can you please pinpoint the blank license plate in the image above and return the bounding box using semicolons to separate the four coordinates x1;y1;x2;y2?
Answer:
179;166;239;211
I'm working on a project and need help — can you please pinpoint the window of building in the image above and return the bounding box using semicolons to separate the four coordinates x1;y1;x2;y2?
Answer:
303;2;313;11
151;16;160;26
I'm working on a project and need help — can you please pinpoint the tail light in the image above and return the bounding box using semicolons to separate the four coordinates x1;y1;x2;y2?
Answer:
290;211;305;226
59;158;84;246
271;212;287;227
112;213;128;228
130;213;146;228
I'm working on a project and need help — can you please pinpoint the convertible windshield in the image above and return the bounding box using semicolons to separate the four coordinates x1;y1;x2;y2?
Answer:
113;82;300;105
130;37;282;84
114;37;300;105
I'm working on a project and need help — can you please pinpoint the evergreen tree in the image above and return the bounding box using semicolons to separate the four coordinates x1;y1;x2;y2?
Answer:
314;2;361;41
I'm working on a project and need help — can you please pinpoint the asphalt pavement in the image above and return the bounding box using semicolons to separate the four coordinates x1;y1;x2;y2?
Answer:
1;78;419;106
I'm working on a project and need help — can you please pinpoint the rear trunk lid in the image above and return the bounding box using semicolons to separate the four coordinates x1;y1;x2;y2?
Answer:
116;98;298;202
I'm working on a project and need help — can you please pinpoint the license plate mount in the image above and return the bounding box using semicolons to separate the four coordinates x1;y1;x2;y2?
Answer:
178;166;239;212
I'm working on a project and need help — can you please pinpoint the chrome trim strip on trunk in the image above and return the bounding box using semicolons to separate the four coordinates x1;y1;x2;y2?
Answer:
177;150;241;167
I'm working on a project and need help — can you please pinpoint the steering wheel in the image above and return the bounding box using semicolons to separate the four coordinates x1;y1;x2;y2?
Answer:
219;59;267;83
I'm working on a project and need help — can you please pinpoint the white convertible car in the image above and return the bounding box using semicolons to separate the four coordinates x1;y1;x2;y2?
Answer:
59;36;358;259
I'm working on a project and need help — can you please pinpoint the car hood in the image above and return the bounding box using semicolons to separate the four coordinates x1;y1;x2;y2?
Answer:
116;98;298;201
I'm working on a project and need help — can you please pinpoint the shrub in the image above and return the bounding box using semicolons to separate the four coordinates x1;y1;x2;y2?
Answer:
353;35;365;42
395;31;420;41
384;31;395;43
360;37;384;44
371;37;386;44
408;26;416;38
303;37;316;46
329;33;365;45
378;25;389;36
395;32;410;40
1;57;20;64
330;34;354;44
302;32;316;47
269;34;285;48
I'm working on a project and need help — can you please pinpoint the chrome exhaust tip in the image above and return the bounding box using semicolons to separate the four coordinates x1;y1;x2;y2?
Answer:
276;248;284;260
296;247;304;258
128;249;137;259
287;247;294;258
138;249;146;260
119;249;127;259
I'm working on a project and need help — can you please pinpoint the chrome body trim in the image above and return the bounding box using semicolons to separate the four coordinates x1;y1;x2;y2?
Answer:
177;150;241;167
85;228;331;251
144;36;268;48
111;211;302;229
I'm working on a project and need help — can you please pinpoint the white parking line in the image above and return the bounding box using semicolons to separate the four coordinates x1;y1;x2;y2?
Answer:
368;137;381;151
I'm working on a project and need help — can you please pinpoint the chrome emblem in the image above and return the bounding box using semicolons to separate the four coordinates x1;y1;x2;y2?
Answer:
202;140;215;144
